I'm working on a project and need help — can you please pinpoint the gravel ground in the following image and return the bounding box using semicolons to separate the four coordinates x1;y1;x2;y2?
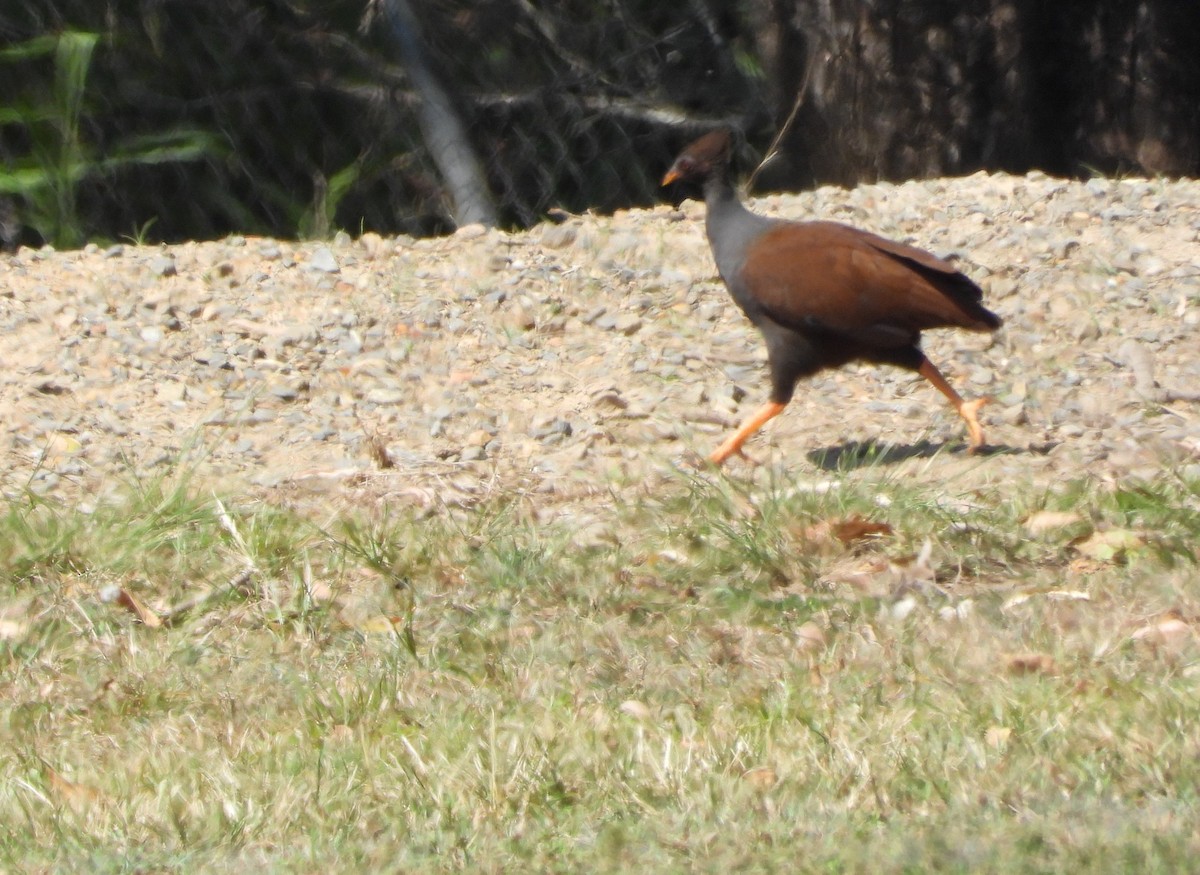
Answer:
3;171;1199;530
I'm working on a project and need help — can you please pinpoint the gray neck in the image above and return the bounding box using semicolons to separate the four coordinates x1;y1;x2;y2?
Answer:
702;173;773;279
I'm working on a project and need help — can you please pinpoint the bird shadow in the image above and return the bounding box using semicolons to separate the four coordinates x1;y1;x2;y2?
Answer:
805;439;1055;472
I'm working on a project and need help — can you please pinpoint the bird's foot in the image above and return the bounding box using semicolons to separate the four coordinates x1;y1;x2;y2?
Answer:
732;447;762;467
705;445;761;468
960;396;991;453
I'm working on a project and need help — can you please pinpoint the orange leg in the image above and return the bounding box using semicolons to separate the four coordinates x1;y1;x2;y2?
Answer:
917;358;989;452
709;401;787;465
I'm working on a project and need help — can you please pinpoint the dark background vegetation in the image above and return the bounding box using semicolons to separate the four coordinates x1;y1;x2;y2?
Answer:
2;1;1198;249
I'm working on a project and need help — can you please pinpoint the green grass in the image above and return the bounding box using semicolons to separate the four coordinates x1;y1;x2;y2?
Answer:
1;465;1199;871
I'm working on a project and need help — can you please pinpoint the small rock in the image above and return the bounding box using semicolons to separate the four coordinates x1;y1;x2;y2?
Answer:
719;383;747;403
148;256;177;277
1111;252;1138;275
985;276;1019;299
1001;403;1027;425
611;314;642;335
541;224;577;249
533;418;573;441
581;306;607;325
358;232;386;258
156;382;187;403
1137;254;1166;277
307;247;339;273
270;382;305;401
365;388;408;405
592;389;628;411
455;223;487;240
505;307;536;331
193;349;230;369
465;429;493;447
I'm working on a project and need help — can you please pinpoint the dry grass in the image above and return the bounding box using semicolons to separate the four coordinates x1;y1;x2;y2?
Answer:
1;461;1199;872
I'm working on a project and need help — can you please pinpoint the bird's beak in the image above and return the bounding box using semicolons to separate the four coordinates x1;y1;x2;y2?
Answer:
661;167;680;187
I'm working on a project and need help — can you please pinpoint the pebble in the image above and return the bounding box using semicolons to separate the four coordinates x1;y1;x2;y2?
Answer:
455;223;487;240
148;256;177;277
541;224;577;249
613;315;643;335
307;247;339;273
270;382;304;401
533;418;573;442
365;388;408;405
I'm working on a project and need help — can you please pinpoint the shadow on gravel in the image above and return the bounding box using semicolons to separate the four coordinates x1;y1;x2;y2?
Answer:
806;439;1056;471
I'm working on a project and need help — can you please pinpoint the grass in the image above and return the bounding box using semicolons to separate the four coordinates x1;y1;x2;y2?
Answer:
1;462;1199;872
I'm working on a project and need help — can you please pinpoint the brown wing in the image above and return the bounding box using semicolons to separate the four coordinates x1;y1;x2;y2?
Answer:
737;221;1000;346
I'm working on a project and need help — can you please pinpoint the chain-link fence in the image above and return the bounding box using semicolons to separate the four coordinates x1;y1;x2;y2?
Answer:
0;1;767;249
2;1;1197;250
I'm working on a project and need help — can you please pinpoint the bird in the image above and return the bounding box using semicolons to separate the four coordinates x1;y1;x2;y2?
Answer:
661;128;1003;465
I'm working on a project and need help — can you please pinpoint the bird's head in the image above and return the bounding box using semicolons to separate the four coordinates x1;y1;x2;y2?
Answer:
661;127;734;187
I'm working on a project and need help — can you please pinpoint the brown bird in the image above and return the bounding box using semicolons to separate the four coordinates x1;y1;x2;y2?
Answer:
662;129;1003;465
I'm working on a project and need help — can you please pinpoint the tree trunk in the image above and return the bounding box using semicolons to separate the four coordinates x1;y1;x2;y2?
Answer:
375;0;497;228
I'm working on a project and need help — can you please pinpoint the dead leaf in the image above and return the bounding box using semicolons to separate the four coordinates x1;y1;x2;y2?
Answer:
1022;510;1083;535
794;621;826;653
985;726;1012;750
1002;589;1091;611
1131;615;1193;650
802;514;893;550
743;766;778;790
45;767;104;811
304;579;336;603
618;700;652;721
819;556;891;593
1006;652;1058;675
0;618;28;641
350;615;403;635
99;585;162;627
392;322;424;338
831;515;894;544
365;433;394;469
1071;528;1145;562
887;538;939;594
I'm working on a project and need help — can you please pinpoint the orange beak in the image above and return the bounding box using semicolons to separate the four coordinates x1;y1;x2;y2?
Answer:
661;167;681;186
